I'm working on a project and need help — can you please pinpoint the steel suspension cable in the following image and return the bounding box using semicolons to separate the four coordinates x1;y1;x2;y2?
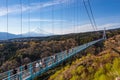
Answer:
61;1;63;35
20;0;23;38
52;0;55;54
77;0;79;33
60;0;64;69
28;0;30;37
76;0;79;45
39;0;41;33
6;0;8;40
66;0;70;34
83;0;96;31
73;0;76;33
87;0;97;30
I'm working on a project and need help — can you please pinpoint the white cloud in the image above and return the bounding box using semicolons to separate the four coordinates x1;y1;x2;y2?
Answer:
23;18;66;22
58;23;120;34
77;23;120;33
0;0;73;16
0;4;29;16
98;23;120;29
63;24;94;34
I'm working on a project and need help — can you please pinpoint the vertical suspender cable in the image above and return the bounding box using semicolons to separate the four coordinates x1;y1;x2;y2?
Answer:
6;0;10;78
77;0;79;34
52;0;55;54
74;0;76;47
67;0;69;33
61;1;63;35
39;0;41;58
19;0;23;75
66;0;68;50
6;0;8;40
73;0;75;34
66;0;68;53
28;0;33;76
74;0;76;39
52;2;54;35
20;0;22;38
83;0;96;31
60;1;63;52
39;0;41;33
28;0;30;37
76;0;79;45
28;0;32;57
60;1;63;68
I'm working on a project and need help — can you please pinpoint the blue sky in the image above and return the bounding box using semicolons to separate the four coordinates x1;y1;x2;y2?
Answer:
0;0;120;34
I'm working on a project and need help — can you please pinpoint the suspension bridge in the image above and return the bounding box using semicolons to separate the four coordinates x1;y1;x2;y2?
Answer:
0;0;108;80
0;33;106;80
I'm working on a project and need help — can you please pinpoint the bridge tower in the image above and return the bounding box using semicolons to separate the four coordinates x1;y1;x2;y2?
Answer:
103;28;107;40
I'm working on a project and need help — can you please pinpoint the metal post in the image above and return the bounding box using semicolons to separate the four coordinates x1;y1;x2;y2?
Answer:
103;27;107;40
51;56;54;64
60;53;62;60
64;51;67;58
58;54;60;61
19;66;23;80
8;71;11;80
29;63;33;79
45;59;48;69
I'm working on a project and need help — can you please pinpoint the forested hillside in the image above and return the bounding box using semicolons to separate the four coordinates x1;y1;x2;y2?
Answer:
49;53;120;80
48;33;120;80
0;28;120;73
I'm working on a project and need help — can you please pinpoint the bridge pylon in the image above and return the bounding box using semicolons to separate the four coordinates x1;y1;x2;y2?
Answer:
103;28;107;40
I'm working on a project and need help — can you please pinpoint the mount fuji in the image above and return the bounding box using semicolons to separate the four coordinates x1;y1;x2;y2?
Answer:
22;27;54;37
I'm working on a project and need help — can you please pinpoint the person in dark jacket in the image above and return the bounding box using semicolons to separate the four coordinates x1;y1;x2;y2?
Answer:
12;69;17;79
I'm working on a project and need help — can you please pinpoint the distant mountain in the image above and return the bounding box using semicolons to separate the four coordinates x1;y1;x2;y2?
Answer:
0;32;18;40
0;32;54;40
20;27;54;38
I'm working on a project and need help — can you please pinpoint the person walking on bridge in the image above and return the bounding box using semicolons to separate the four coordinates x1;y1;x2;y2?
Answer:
42;59;46;68
24;64;28;76
39;60;42;69
53;55;57;62
12;68;18;80
35;62;39;72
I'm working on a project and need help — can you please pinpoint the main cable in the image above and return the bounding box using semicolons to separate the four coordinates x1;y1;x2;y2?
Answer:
88;0;97;30
83;0;96;31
